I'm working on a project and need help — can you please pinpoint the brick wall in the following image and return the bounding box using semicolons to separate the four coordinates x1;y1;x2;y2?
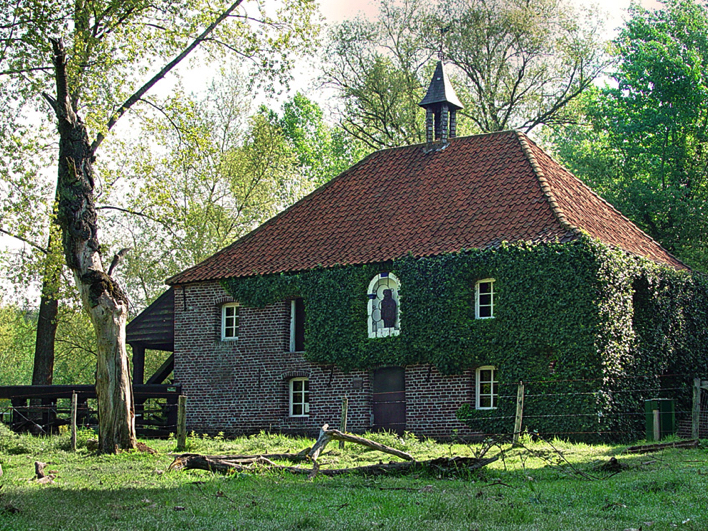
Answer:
174;281;479;439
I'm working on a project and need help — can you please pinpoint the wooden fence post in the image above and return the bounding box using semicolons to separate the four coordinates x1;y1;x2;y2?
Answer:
176;395;187;451
70;392;78;452
339;396;349;450
513;381;525;446
692;378;701;440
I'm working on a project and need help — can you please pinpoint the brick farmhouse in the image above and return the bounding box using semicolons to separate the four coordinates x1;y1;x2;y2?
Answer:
127;62;693;440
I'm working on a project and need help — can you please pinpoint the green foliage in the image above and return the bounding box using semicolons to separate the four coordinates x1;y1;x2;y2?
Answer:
103;71;316;309
224;239;601;374
547;0;708;272
0;305;35;386
264;92;367;187
224;237;708;440
0;302;98;386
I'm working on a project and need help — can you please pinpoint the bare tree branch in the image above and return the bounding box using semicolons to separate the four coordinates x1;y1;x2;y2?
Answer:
0;227;48;254
90;0;245;155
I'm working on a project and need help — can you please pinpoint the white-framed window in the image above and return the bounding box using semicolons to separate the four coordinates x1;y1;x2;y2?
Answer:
368;273;401;338
289;298;305;352
221;303;239;341
476;366;498;409
475;278;495;319
289;377;310;417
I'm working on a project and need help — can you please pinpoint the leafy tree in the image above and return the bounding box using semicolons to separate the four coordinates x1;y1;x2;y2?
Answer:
0;0;318;452
323;0;608;149
105;75;310;308
0;303;35;386
323;0;433;149
547;0;708;272
439;0;608;133
266;92;367;186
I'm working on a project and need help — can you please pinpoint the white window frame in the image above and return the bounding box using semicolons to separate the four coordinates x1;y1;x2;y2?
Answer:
475;278;495;319
289;377;310;417
367;273;401;338
475;366;498;410
221;303;239;341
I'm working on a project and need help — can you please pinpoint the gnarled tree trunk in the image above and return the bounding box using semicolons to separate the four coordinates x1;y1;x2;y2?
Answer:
47;38;135;453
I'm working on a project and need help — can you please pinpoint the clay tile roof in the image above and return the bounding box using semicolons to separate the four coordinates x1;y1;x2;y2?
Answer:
167;131;686;285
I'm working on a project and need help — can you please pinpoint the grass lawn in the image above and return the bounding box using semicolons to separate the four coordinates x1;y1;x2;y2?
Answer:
0;424;707;531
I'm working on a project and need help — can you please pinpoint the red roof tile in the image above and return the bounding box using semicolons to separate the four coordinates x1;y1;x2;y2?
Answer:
167;131;686;285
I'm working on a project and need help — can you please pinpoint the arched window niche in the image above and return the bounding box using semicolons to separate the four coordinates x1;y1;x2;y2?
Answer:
368;273;401;338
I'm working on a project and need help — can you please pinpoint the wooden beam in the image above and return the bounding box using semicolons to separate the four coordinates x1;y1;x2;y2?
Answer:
131;345;145;385
146;354;175;385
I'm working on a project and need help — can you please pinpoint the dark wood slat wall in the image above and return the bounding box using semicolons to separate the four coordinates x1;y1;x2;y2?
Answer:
126;288;175;349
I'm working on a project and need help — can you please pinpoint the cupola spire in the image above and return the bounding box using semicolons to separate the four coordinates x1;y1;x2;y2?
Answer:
419;60;463;144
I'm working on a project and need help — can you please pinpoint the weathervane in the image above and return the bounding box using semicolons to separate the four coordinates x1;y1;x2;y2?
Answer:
438;25;451;62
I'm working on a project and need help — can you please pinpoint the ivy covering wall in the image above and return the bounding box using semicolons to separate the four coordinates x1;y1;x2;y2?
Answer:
222;236;708;440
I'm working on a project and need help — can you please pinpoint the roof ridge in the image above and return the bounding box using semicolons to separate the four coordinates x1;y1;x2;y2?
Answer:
518;132;690;270
515;131;580;237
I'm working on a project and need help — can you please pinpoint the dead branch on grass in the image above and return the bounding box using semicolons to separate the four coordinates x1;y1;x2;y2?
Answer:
167;424;497;478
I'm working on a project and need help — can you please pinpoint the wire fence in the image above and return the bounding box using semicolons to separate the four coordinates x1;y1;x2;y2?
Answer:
461;373;706;442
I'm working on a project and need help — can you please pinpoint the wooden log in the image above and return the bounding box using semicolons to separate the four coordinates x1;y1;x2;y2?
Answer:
168;454;279;473
513;381;524;446
168;453;498;477
625;439;699;454
35;461;46;479
308;424;413;462
693;378;701;440
339;397;348;450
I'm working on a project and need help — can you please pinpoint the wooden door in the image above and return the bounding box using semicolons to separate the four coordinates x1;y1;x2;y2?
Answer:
372;367;406;435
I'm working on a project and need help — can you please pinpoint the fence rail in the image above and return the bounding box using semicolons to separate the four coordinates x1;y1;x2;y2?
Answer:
0;384;182;437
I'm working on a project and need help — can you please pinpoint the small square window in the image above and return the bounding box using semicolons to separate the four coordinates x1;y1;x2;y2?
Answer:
221;303;239;341
475;279;495;319
289;377;309;417
476;366;498;409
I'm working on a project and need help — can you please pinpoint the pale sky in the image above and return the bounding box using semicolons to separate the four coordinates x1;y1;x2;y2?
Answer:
318;0;664;33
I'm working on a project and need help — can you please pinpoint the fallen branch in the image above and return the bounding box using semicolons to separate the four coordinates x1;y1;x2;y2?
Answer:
168;423;496;477
168;453;498;477
625;439;699;454
308;424;414;462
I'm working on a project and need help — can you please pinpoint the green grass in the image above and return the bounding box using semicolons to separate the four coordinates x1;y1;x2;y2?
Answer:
1;424;707;531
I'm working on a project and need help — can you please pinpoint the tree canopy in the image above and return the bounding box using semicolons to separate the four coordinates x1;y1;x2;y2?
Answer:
548;0;708;272
323;0;608;149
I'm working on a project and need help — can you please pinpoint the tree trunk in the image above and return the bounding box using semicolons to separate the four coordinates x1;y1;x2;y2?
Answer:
32;232;61;386
48;38;135;453
32;292;57;385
